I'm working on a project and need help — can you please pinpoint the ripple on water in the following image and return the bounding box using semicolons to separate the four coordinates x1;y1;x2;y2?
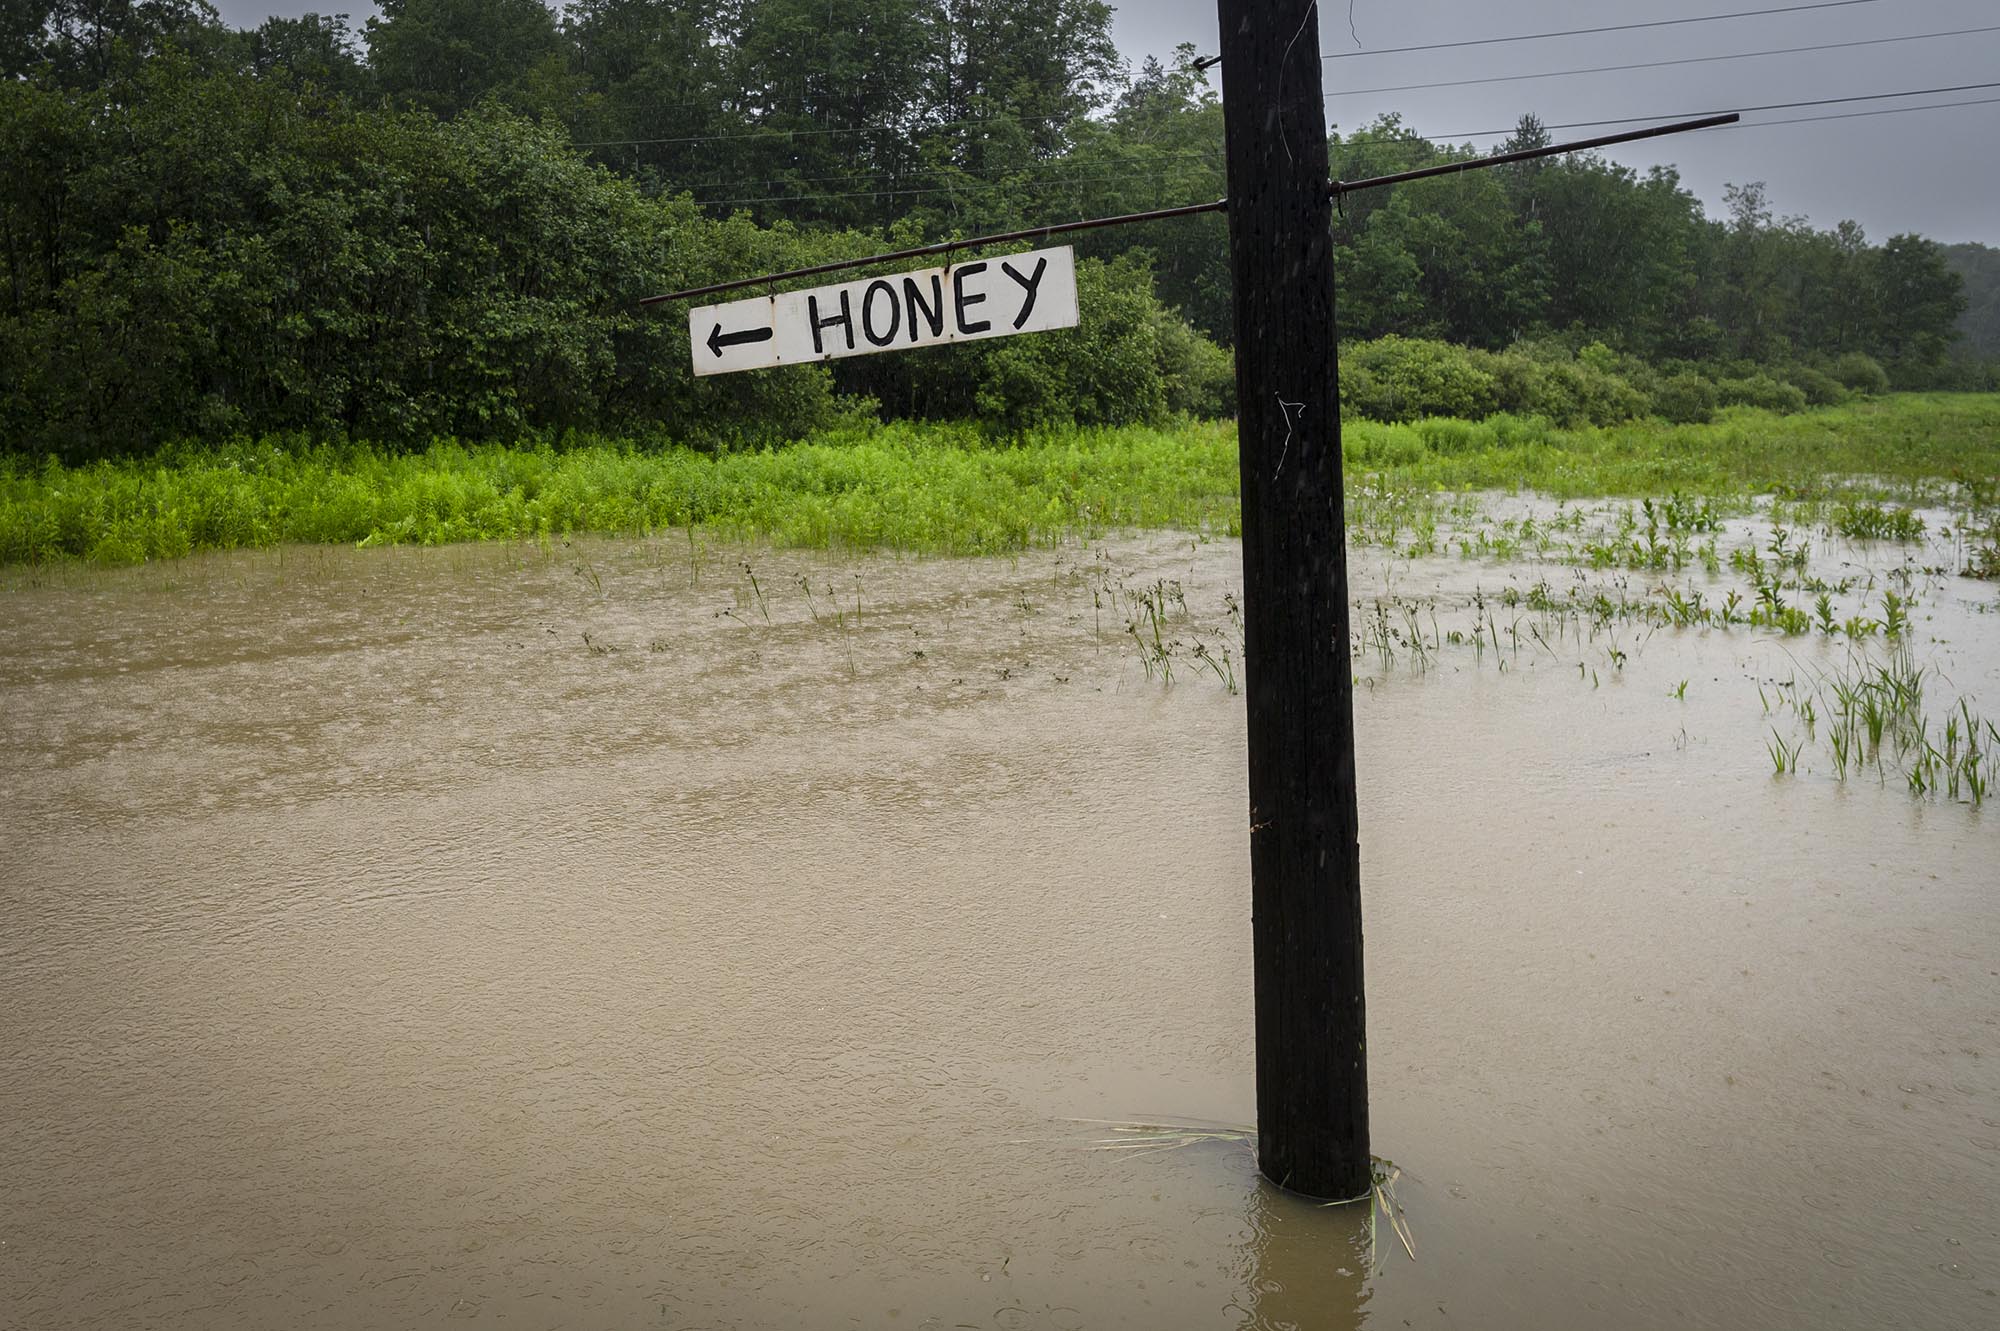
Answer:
2;532;1995;1331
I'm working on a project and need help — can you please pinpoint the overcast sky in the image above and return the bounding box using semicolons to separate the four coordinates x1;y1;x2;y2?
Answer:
215;0;1998;244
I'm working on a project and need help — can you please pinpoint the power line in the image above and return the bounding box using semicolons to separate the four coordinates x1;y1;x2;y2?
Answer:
1752;92;2000;127
665;148;1222;197
1321;0;1888;61
645;115;1733;305
1330;113;1740;194
691;170;1217;210
1330;95;2000;178
1427;79;2000;139
676;87;2000;212
668;86;2000;209
1320;93;2000;178
1325;25;2000;99
574;110;1076;150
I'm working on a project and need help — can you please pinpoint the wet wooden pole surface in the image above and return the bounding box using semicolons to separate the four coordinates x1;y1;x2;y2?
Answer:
1215;0;1371;1200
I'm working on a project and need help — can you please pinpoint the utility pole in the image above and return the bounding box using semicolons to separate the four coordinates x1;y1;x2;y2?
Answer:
640;79;1732;1202
1215;0;1370;1200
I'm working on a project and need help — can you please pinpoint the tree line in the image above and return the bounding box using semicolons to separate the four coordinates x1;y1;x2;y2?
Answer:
0;1;1983;463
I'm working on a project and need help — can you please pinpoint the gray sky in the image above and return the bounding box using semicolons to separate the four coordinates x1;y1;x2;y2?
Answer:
215;0;1998;244
1111;0;1998;245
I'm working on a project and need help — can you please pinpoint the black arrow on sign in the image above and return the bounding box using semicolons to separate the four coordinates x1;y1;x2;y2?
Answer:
707;322;774;358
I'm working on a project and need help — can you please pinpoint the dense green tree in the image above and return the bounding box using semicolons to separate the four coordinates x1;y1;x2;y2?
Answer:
1869;234;1966;379
1793;220;1876;357
244;10;368;96
6;0;231;83
1042;46;1228;338
1942;241;2000;359
929;0;1117;172
715;0;936;228
365;0;566;119
1534;160;1698;352
2;0;47;75
1;0;1990;461
563;0;733;186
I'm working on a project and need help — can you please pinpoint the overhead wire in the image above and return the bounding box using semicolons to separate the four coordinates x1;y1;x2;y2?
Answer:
573;110;1077;150
645;115;1739;304
667;82;2000;212
1425;79;2000;139
585;18;1991;214
691;169;1220;210
1323;25;2000;98
1306;94;2000;184
670;147;1222;198
1742;92;2000;127
1320;0;1889;60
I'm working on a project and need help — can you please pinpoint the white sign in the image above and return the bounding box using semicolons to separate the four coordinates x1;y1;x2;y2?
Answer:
689;246;1079;376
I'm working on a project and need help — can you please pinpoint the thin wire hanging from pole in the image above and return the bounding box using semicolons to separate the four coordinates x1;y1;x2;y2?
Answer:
1429;81;2000;140
1319;0;1887;60
1323;26;2000;100
639;114;1737;306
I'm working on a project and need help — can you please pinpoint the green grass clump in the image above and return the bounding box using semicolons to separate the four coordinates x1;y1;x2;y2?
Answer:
1339;395;2000;502
3;395;1995;566
0;422;1244;565
1832;502;1926;541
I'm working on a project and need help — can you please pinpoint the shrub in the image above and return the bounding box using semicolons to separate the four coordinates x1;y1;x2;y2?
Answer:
1576;341;1621;375
1478;347;1647;427
1416;417;1484;455
1781;365;1849;407
1337;363;1380;420
1653;372;1718;425
1553;358;1651;426
1830;352;1891;396
1157;314;1237;418
1714;374;1809;414
1340;336;1497;423
886;257;1230;434
1480;351;1577;422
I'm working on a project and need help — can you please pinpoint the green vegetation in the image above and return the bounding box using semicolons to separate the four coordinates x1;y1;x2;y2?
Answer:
0;422;1243;564
1337;336;1897;429
5;396;1994;567
1342;394;1998;501
3;3;1986;467
1754;655;1999;806
1942;241;2000;384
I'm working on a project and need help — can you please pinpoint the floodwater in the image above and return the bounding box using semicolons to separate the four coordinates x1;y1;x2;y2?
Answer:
1;519;1994;1330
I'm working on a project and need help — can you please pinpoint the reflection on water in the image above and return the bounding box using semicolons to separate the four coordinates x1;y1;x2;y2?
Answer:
1;529;1994;1329
1240;1185;1369;1331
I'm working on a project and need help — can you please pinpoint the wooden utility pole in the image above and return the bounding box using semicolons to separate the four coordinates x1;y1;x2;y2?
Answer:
639;49;1732;1203
1215;0;1370;1200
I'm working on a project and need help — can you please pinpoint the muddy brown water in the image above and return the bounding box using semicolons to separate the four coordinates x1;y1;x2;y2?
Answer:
2;525;1994;1330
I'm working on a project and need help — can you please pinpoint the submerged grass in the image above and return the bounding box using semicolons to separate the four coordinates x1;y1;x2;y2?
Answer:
2;394;1994;566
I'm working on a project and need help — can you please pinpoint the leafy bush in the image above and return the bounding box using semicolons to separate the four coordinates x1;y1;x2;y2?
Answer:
1366;341;1648;428
1831;352;1891;396
1547;358;1651;426
884;257;1223;434
1340;336;1497;423
1714;375;1809;414
1782;365;1850;407
1652;372;1718;425
1157;313;1237;418
1332;338;1843;428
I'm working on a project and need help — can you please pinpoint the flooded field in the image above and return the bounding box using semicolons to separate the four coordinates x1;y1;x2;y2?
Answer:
2;504;1995;1330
